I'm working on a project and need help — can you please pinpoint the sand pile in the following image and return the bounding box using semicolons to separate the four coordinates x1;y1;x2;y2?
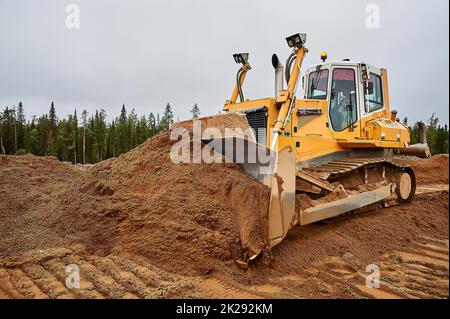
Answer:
394;154;449;185
1;139;448;278
0;144;448;298
44;132;270;275
0;155;82;258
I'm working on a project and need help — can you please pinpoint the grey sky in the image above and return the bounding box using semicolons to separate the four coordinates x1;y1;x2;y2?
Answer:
0;0;448;124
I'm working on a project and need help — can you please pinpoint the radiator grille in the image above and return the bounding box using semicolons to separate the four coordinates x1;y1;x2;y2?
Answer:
244;107;267;145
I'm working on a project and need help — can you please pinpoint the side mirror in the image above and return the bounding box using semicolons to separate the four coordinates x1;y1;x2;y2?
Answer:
367;82;374;95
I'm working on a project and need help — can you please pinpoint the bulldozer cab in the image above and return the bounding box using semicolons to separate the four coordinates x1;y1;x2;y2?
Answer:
303;61;388;140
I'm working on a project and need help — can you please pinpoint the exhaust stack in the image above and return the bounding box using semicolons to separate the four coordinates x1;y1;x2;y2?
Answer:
272;54;284;98
399;121;431;158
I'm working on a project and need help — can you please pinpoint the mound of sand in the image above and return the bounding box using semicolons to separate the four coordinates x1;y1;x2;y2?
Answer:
0;132;270;275
0;141;448;298
0;155;82;259
58;132;271;274
1;137;448;278
394;154;449;185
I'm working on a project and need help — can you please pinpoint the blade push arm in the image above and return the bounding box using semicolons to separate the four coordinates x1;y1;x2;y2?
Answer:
271;46;308;149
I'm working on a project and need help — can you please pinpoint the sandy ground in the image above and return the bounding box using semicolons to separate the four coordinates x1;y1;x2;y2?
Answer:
0;133;448;299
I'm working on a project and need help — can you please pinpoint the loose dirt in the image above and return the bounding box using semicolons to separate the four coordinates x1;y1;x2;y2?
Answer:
0;132;270;274
0;133;448;299
394;154;449;185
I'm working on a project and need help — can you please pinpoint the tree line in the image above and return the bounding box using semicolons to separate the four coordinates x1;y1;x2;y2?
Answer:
406;114;449;155
0;102;201;164
0;102;447;164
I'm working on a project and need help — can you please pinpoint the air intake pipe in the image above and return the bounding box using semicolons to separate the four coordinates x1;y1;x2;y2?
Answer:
271;54;284;98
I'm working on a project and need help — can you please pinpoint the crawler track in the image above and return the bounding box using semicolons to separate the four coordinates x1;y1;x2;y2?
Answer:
303;157;416;203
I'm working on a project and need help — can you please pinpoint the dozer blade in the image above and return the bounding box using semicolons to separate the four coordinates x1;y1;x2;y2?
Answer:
171;112;298;256
266;147;296;248
207;139;296;251
172;112;277;183
206;137;276;184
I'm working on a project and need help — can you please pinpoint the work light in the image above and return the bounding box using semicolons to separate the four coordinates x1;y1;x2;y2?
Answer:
233;53;249;64
286;33;307;48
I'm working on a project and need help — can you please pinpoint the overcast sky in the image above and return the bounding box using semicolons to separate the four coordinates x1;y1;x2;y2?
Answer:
0;0;448;124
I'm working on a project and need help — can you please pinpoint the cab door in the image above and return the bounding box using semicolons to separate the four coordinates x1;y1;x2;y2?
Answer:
361;65;385;120
328;66;362;140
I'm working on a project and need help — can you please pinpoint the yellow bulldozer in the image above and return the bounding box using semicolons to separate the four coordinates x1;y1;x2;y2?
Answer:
173;33;420;257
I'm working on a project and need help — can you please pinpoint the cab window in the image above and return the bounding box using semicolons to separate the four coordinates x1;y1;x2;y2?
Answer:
329;68;358;131
307;69;329;100
366;73;384;112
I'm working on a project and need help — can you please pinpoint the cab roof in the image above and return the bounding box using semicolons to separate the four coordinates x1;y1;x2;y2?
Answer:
305;60;380;72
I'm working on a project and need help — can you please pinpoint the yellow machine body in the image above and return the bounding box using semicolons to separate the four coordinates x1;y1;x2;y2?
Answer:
172;33;416;257
224;67;410;167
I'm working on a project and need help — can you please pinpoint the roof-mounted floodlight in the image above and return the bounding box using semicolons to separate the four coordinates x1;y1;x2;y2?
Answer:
285;33;307;48
233;53;249;65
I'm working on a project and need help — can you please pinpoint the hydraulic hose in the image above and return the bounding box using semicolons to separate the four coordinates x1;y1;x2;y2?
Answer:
236;67;245;102
284;52;296;84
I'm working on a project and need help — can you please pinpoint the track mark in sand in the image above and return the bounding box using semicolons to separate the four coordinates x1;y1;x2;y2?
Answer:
188;272;302;299
88;255;160;299
415;184;448;195
0;268;21;298
395;251;448;271
412;242;449;257
298;255;378;298
42;258;104;299
321;258;359;280
107;255;162;289
418;235;449;248
112;254;200;298
21;264;75;299
6;268;48;298
392;244;449;298
62;255;138;299
299;237;449;299
0;289;10;299
360;237;449;299
0;268;23;299
112;254;287;299
315;269;371;298
1;235;447;299
356;284;403;299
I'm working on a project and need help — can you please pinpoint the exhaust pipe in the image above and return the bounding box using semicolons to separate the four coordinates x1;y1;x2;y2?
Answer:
399;143;431;158
418;121;427;144
272;54;284;98
399;121;431;158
